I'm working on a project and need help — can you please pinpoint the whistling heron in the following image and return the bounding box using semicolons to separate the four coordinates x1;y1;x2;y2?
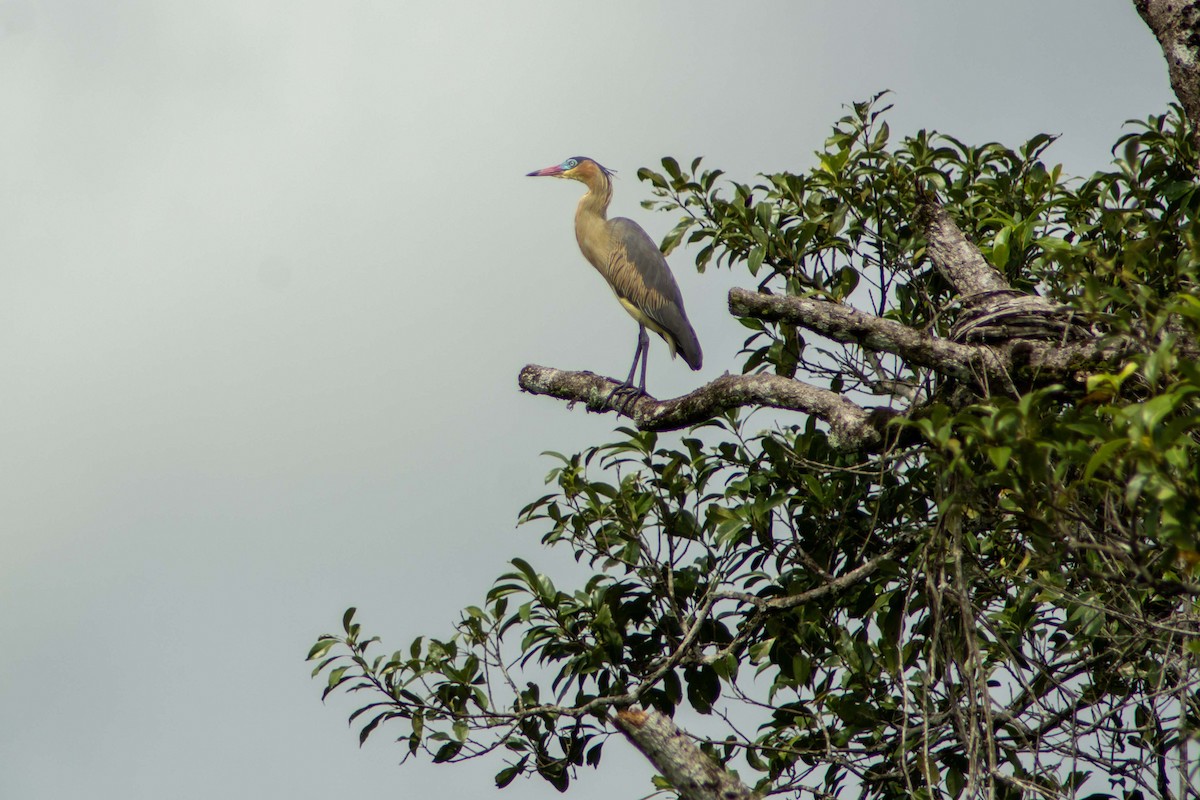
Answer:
526;156;702;399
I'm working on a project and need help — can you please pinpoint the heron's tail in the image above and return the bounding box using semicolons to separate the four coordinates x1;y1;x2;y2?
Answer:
676;325;702;371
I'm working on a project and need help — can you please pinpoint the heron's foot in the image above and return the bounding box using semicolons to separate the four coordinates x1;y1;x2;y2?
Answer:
608;383;646;417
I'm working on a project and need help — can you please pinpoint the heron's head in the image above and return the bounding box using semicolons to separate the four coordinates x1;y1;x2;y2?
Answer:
526;156;613;183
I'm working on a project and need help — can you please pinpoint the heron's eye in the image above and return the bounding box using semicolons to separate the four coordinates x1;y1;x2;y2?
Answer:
564;159;578;169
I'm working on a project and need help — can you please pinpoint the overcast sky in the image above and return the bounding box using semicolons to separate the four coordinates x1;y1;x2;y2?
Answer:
0;2;1175;798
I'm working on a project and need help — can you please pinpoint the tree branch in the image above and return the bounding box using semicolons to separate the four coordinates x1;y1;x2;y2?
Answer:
728;288;1139;384
612;707;757;800
995;335;1141;378
518;364;881;449
711;535;916;612
917;192;1013;298
916;193;1097;347
728;287;997;381
1135;0;1200;150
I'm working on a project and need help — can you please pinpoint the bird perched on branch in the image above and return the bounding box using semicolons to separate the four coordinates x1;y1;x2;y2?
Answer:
527;156;702;401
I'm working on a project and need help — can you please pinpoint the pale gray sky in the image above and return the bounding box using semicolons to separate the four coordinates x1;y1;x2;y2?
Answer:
0;2;1173;798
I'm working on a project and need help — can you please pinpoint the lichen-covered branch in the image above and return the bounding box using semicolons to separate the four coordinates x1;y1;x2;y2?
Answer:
728;287;1140;382
612;707;757;800
996;336;1142;378
518;364;881;449
1135;0;1200;150
728;287;995;380
917;192;1013;299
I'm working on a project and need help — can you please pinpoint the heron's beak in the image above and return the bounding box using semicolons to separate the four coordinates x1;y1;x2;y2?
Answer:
526;164;565;177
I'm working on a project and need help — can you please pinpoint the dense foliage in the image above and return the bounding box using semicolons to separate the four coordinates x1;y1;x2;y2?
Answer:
311;98;1200;799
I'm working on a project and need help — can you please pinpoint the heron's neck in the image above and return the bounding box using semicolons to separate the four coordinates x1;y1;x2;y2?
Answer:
575;171;612;224
573;172;613;269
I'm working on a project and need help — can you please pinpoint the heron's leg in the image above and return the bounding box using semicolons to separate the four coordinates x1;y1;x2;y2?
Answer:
636;327;650;392
622;326;645;388
611;325;649;414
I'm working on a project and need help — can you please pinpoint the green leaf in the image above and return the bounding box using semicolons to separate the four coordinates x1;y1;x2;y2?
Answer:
495;758;528;788
433;741;463;763
1084;438;1126;481
987;446;1012;471
358;711;392;746
748;246;765;276
992;226;1010;267
662;156;682;181
306;638;337;661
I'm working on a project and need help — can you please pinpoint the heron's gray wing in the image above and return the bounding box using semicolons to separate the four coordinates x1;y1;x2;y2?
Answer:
607;218;703;369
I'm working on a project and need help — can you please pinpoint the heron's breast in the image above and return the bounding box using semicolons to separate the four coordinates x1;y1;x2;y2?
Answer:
574;217;612;272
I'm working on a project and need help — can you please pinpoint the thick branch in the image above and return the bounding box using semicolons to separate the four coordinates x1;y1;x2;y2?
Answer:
729;288;1139;383
518;364;880;450
1135;0;1200;149
995;336;1142;378
729;287;997;381
917;195;1097;349
612;707;757;800
917;193;1013;298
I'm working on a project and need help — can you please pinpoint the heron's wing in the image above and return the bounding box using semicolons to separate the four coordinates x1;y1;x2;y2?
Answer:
607;218;703;370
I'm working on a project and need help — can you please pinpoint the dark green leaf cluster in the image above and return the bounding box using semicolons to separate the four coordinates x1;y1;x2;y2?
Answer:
312;99;1200;799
